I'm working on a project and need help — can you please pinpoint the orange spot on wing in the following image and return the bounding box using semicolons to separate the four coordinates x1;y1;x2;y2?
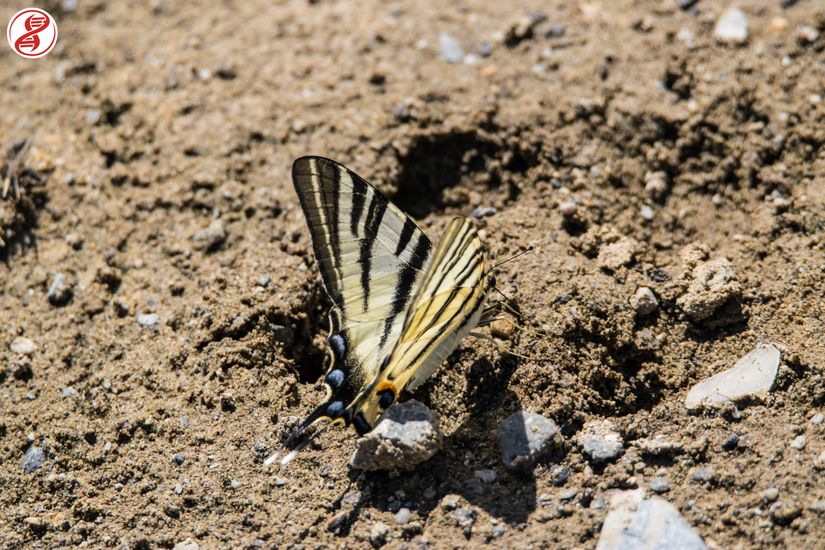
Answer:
375;381;397;394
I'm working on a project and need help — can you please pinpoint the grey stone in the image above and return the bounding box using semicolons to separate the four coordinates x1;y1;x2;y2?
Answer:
714;8;748;44
229;479;241;489
811;413;824;425
172;540;199;550
596;490;708;550
192;219;227;251
453;507;476;527
630;287;659;316
438;33;464;63
48;273;73;306
174;484;183;495
761;488;779;502
137;313;159;328
21;446;45;472
472;206;497;219
690;467;714;483
61;386;78;399
349;400;443;471
650;477;670;494
496;411;561;470
790;435;807;450
578;420;623;463
685;343;780;410
369;521;390;547
10;337;37;355
474;469;497;483
639;205;655;222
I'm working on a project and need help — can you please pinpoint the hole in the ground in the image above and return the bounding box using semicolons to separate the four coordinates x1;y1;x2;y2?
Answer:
391;128;535;218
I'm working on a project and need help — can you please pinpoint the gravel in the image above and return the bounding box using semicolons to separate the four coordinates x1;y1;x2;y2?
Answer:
21;446;45;472
790;435;807;450
47;272;73;306
394;507;411;525
349;400;443;470
192;219;227;251
369;521;390;547
714;8;748;45
474;469;497;483
577;420;624;463
630;287;659;317
685;343;780;411
61;386;78;399
690;467;714;483
496;411;562;470
596;490;708;550
438;33;464;63
650;477;671;494
137;313;160;328
10;337;37;355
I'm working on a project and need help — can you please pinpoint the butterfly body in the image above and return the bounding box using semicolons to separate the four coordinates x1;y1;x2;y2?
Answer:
290;156;491;443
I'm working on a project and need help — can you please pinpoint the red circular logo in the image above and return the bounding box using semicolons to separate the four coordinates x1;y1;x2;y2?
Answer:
7;8;58;59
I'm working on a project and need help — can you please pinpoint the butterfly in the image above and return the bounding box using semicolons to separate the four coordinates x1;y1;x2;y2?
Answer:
286;156;495;451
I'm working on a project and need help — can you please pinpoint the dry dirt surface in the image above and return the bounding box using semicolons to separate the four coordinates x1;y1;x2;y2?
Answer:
1;1;824;549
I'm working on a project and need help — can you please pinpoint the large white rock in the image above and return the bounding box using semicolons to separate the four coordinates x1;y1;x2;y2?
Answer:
597;490;707;550
685;343;780;411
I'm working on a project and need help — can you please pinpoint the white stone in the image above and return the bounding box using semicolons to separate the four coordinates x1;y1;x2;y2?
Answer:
597;490;707;550
10;337;37;355
714;9;748;44
685;343;780;410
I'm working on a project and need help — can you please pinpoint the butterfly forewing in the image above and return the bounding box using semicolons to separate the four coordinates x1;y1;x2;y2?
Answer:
290;157;492;443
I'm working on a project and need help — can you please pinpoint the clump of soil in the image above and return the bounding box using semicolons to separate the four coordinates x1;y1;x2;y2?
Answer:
1;1;823;549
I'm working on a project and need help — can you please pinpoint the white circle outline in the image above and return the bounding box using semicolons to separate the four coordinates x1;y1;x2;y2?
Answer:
7;8;58;59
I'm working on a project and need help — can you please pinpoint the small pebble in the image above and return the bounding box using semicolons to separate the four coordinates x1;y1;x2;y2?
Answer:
496;411;561;470
577;420;624;463
48;273;73;306
192;220;227;251
173;454;185;464
691;467;714;483
21;446;45;472
721;433;739;451
85;109;102;125
258;275;270;287
174;484;183;495
790;435;807;450
394;507;411;525
814;451;825;470
10;337;37;355
811;413;824;425
229;479;241;490
762;487;779;502
630;287;659;316
644;171;668;200
137;313;159;328
714;8;749;45
559;201;578;217
453;507;476;528
173;540;199;550
549;465;571;485
349;400;443;471
369;521;390;547
559;488;578;502
472;206;497;219
650;477;670;494
474;469;497;483
441;494;461;510
61;386;78;399
639;205;655;221
438;33;464;63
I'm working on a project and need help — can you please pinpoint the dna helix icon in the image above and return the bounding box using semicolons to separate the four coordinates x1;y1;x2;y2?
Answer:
14;13;50;54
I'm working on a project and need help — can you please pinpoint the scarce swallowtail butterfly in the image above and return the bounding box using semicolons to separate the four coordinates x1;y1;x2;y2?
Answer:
286;156;495;454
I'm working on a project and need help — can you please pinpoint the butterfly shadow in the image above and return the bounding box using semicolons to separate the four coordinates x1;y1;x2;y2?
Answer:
346;350;542;535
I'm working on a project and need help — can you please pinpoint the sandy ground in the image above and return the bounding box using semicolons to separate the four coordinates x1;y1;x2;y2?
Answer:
1;0;824;548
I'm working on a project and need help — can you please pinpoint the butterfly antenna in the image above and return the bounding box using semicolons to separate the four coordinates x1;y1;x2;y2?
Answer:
489;244;534;272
